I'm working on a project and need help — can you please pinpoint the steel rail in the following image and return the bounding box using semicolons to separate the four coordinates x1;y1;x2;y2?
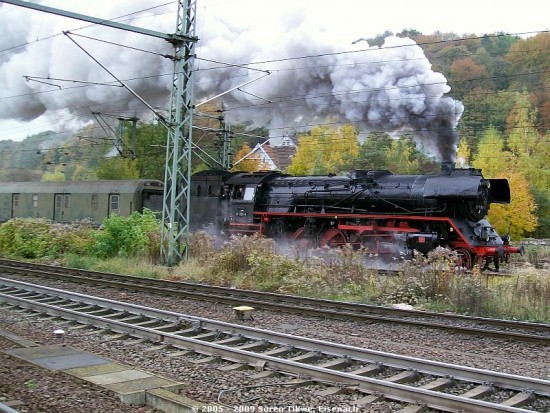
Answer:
1;278;549;410
0;260;548;343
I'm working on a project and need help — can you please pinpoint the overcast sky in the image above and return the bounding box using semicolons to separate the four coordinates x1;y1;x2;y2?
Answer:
0;0;548;142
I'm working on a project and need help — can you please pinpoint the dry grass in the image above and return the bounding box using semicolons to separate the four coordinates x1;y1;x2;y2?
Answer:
22;230;550;322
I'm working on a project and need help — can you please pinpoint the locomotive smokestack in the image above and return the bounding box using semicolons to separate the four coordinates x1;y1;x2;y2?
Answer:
441;161;455;175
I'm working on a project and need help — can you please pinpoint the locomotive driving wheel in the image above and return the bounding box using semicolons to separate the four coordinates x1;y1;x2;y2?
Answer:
320;228;347;248
452;247;473;270
292;227;317;249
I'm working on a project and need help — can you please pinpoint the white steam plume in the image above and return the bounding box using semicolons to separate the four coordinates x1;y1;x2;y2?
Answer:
0;1;463;160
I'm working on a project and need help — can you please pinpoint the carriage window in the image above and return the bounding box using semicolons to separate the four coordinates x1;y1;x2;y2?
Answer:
32;194;38;208
110;195;120;213
91;194;99;211
243;187;255;201
56;194;70;208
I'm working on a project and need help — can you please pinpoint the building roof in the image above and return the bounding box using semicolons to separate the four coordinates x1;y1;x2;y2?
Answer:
246;141;296;172
263;145;296;171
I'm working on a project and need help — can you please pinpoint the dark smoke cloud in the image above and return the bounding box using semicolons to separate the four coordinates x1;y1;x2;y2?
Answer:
0;1;463;160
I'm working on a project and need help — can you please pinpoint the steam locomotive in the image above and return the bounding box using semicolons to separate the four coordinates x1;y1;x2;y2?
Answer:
190;163;523;270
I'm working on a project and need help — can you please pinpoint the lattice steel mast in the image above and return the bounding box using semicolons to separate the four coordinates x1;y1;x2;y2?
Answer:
160;0;197;265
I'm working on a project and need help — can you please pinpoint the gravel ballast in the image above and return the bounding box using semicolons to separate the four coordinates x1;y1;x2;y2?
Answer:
1;273;548;412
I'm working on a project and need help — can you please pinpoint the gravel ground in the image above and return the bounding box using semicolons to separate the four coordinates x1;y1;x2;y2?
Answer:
1;273;549;413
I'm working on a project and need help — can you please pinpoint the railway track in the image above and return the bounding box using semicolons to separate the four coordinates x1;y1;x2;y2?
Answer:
0;259;548;344
1;277;549;412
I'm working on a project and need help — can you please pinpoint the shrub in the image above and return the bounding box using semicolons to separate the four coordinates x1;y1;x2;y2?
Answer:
445;272;490;314
0;218;96;259
50;220;96;256
378;247;486;309
486;270;550;321
188;231;217;262
0;218;58;258
92;209;160;258
208;233;277;277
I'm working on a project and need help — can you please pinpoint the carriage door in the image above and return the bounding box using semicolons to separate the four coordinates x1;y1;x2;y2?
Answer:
108;194;120;216
54;194;71;221
11;194;21;218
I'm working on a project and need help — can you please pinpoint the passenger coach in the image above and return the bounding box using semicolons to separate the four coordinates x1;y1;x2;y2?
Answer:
0;180;164;224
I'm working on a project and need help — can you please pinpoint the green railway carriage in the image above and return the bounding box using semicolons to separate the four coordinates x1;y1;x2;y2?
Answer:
0;180;164;224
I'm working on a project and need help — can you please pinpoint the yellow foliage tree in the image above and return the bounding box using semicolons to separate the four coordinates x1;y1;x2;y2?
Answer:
231;144;261;172
472;127;538;239
455;138;471;168
385;138;420;174
487;172;537;240
287;125;359;175
507;94;549;192
472;127;510;176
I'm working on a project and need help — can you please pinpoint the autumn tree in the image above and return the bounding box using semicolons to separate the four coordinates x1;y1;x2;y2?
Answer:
449;58;493;99
72;165;96;181
472;127;538;238
41;171;65;182
455;138;471;168
287;125;360;176
506;95;549;237
385;138;421;174
231;144;261;172
486;172;537;240
506;33;550;133
286;133;320;175
472;127;509;177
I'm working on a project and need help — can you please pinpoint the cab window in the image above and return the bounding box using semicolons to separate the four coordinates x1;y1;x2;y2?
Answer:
243;186;255;201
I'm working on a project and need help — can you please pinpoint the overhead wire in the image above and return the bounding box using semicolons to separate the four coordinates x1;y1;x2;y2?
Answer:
0;1;547;157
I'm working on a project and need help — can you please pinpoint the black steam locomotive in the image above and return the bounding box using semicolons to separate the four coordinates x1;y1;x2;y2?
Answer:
190;163;522;270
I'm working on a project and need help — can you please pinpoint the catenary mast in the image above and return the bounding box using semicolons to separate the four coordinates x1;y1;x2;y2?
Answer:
161;0;197;265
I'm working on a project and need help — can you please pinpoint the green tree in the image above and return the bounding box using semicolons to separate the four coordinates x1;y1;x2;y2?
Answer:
96;157;139;180
93;210;160;258
458;89;518;152
133;122;167;180
385;138;421;174
351;132;392;170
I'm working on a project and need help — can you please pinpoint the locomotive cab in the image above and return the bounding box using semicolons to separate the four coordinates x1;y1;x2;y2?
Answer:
218;171;282;236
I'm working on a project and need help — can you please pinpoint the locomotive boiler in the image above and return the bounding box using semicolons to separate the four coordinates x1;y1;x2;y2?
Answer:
190;164;523;270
